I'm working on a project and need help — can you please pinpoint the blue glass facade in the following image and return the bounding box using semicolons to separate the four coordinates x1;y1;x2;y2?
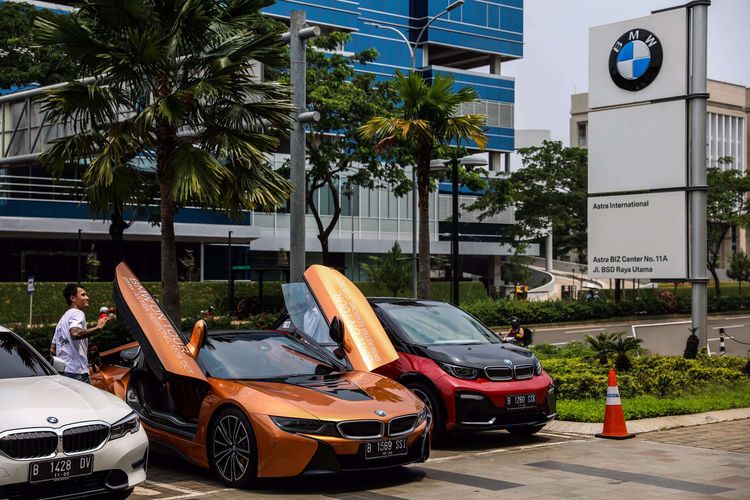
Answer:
264;0;523;153
0;0;527;283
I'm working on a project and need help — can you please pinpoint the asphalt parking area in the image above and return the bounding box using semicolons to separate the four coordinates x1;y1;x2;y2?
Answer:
131;424;750;499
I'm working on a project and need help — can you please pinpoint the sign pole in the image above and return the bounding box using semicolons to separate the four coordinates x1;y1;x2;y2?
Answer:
27;276;35;327
689;1;709;348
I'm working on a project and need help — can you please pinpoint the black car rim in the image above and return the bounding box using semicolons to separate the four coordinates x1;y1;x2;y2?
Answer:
212;415;251;482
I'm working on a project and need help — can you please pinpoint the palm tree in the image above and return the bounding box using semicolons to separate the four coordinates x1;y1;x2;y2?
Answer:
610;335;643;371
359;72;487;298
34;0;295;322
584;331;619;365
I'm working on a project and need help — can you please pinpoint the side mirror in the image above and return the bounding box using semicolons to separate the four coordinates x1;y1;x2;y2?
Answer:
329;316;344;344
187;320;208;358
50;356;66;373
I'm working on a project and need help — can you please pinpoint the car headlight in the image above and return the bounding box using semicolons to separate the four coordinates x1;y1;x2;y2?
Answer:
109;411;140;440
437;362;479;380
416;406;430;425
533;357;543;376
270;416;340;436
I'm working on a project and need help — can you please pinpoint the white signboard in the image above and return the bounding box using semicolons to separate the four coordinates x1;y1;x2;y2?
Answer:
589;99;687;193
588;192;687;279
589;8;687;108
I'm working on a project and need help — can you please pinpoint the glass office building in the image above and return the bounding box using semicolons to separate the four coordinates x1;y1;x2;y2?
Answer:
0;0;530;287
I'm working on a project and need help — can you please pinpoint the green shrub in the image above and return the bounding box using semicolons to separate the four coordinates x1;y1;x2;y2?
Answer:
531;341;593;360
0;280;486;325
539;350;747;400
464;293;750;328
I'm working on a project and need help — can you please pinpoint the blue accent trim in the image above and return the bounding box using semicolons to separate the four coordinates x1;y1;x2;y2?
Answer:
0;200;251;225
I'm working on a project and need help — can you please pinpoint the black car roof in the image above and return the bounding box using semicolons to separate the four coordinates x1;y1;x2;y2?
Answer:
367;297;447;305
206;329;280;337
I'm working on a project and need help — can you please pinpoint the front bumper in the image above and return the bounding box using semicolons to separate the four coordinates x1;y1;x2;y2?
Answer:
0;426;148;499
253;414;430;478
453;385;556;430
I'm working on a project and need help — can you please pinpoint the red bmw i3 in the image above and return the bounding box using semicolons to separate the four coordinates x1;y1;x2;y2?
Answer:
277;298;555;436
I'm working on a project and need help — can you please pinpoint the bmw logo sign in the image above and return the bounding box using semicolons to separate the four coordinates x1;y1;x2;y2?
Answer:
609;29;663;91
374;410;387;417
47;416;58;424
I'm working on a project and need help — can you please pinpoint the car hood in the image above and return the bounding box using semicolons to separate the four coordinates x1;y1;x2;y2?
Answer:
237;370;423;422
420;342;535;369
0;375;132;431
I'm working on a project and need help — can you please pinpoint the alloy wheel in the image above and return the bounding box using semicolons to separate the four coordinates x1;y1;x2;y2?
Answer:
212;414;251;483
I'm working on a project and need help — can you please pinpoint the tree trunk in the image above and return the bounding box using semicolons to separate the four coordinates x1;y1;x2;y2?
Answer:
709;266;721;300
109;204;128;269
155;94;180;324
159;183;181;324
307;179;342;267
417;157;431;299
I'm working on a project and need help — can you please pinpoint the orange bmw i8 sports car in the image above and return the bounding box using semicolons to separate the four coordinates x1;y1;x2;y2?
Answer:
92;263;430;488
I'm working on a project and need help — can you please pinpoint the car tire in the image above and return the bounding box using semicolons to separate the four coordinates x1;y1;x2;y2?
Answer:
507;425;545;437
208;407;258;488
405;381;444;437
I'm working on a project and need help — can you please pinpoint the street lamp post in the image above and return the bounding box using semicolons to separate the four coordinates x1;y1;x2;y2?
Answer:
451;157;460;306
365;0;464;298
432;155;488;306
76;229;82;283
228;230;234;315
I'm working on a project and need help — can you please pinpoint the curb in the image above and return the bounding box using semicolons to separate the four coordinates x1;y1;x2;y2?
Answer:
546;407;750;435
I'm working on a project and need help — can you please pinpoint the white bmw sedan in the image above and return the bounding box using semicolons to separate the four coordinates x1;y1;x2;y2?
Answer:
0;326;148;499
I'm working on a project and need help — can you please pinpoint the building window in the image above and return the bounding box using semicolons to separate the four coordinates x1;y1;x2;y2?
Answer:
459;100;513;128
577;122;587;147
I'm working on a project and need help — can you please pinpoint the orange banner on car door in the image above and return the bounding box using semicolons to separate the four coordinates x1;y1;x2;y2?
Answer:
114;262;207;382
304;265;398;372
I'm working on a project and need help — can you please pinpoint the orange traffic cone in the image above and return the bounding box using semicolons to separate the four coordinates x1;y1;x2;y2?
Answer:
595;368;635;439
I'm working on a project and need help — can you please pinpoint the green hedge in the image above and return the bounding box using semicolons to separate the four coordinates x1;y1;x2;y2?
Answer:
464;290;750;327
531;344;748;401
0;280;487;325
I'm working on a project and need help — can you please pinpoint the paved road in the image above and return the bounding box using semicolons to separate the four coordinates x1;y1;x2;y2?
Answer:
532;315;750;356
130;420;750;499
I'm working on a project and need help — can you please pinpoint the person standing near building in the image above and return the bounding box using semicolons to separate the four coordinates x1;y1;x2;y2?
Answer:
50;283;110;383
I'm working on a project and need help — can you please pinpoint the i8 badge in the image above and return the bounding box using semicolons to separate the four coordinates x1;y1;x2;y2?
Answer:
609;28;662;91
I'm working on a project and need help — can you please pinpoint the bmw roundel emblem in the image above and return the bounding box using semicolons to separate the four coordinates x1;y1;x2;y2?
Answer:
375;410;387;417
504;359;513;366
609;28;663;91
47;416;58;424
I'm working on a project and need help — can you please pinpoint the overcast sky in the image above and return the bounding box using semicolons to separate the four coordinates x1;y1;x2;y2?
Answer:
501;0;750;145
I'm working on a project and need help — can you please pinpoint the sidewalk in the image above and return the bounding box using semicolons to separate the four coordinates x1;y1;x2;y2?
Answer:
546;407;750;435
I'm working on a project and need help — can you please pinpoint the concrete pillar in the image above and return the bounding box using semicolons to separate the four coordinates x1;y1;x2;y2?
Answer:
488;255;502;296
546;231;553;272
489;151;503;172
489;55;501;75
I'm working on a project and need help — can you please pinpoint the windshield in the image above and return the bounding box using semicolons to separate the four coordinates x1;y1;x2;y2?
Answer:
0;330;55;379
282;282;331;344
377;301;501;346
197;332;341;380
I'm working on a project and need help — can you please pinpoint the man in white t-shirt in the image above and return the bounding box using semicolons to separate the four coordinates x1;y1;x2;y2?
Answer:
51;283;110;383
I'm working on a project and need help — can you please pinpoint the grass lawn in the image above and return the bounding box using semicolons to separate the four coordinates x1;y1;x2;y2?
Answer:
557;382;750;422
